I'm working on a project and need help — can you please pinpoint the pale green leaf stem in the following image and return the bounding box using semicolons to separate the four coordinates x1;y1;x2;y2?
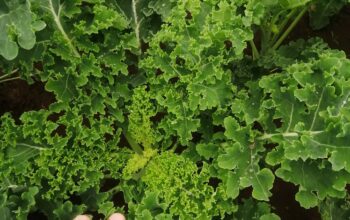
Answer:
132;0;141;50
123;131;143;154
249;40;260;60
309;88;325;131
0;76;21;84
272;7;308;50
270;8;298;46
258;131;324;140
42;0;80;57
0;69;19;80
16;142;49;151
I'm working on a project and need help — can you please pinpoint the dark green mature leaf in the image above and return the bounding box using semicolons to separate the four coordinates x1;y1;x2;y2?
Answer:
33;0;81;58
0;187;39;220
234;198;280;220
45;71;78;103
309;0;349;30
53;201;86;220
0;107;126;217
255;39;350;207
140;0;253;145
217;141;274;201
0;0;45;60
0;193;12;220
77;3;129;35
80;187;114;215
279;0;311;9
114;0;176;46
27;0;134;120
1;0;349;219
276;160;350;208
222;39;350;209
259;41;350;170
319;197;350;220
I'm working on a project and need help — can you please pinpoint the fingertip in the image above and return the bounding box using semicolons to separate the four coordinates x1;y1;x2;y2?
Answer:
108;213;126;220
73;215;91;220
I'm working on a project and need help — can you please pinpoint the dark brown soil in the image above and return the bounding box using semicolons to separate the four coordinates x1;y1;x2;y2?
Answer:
0;80;55;119
270;178;321;220
288;5;350;57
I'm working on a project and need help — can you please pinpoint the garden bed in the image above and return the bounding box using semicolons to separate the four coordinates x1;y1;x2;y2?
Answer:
1;1;350;220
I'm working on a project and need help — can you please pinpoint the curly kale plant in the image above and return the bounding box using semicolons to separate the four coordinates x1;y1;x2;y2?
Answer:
1;0;350;219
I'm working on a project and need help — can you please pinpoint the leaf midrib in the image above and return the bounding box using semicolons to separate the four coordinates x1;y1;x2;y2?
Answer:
44;0;80;57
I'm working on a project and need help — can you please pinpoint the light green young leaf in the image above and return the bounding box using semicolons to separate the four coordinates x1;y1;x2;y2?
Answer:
140;152;218;219
127;86;157;148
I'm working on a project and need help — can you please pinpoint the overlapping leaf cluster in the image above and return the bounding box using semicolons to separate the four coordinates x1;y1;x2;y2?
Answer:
1;0;350;219
222;39;350;209
0;107;128;219
1;0;135;218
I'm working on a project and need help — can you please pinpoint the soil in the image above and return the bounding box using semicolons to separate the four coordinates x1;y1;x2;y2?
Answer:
0;80;55;120
1;5;350;220
288;5;350;57
270;178;320;220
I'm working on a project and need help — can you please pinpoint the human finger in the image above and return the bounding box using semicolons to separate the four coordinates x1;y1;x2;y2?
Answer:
73;215;91;220
108;213;126;220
